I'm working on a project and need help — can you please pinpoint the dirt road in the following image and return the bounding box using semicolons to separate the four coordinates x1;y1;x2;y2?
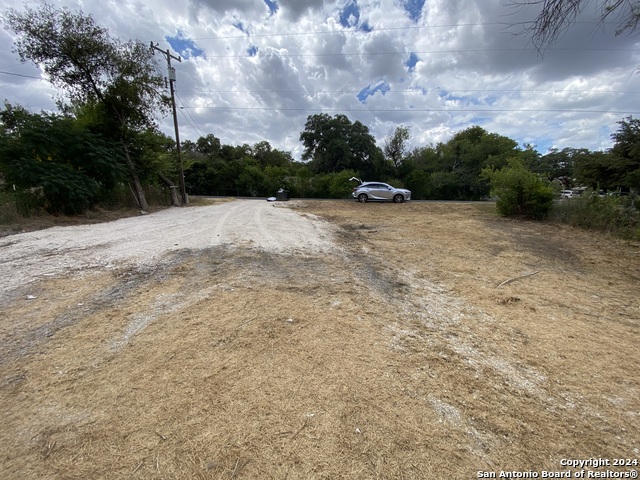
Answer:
0;200;334;300
1;199;638;479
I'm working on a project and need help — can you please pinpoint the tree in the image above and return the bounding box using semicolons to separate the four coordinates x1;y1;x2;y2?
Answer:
539;147;589;182
383;125;411;171
237;164;265;196
568;118;640;192
572;151;616;189
328;170;360;198
300;113;380;177
3;2;168;210
263;165;291;194
252;141;292;168
0;103;125;214
609;116;640;192
483;159;555;220
404;170;433;199
509;0;640;50
196;134;222;156
438;126;520;199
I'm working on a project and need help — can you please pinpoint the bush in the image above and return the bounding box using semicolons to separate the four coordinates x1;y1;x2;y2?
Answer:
551;193;640;239
309;170;359;199
484;159;554;220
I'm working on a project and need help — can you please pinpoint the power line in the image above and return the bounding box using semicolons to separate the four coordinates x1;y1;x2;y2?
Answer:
192;23;504;40
176;92;207;138
0;70;42;79
179;106;640;114
187;21;612;40
204;47;638;58
177;88;639;95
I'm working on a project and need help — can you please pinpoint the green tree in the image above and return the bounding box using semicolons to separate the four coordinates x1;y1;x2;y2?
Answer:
0;104;125;214
383;125;411;172
610;116;640;193
291;166;313;198
404;170;433;200
436;126;520;199
263;165;291;194
196;134;222;156
237;164;265;197
252;141;292;168
300;113;380;177
538;147;591;183
569;117;640;193
132;129;183;206
402;145;443;180
573;151;616;190
429;171;462;200
328;170;360;198
4;2;168;210
483;159;554;220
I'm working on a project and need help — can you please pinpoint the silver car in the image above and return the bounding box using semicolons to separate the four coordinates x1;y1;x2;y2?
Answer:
352;182;411;203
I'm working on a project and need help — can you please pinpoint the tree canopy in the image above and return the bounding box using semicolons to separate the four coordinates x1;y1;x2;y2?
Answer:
0;103;125;214
3;2;169;210
383;125;411;172
300;113;381;178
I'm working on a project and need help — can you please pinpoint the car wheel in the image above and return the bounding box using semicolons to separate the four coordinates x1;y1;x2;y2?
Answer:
358;193;368;203
393;194;404;203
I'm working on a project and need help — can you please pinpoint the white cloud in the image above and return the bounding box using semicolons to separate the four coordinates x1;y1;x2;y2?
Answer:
2;0;640;158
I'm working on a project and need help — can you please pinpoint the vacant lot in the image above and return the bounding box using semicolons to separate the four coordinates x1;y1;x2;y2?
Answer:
1;199;638;479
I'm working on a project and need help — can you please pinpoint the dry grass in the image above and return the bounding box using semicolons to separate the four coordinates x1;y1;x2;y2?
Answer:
0;197;231;238
0;207;156;238
1;200;639;479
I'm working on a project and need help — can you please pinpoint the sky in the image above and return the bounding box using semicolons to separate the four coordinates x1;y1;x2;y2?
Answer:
1;0;640;160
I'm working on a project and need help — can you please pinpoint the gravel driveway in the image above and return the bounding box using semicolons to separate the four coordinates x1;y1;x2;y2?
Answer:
0;200;335;300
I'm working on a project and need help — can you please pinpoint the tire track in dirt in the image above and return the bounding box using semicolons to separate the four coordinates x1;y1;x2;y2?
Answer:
0;200;335;301
2;200;639;478
0;200;337;365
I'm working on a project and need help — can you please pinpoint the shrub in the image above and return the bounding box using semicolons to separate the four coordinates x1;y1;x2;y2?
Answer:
483;159;554;220
551;193;640;240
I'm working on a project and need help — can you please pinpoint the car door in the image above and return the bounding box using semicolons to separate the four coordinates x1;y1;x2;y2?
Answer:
376;183;394;200
367;183;387;200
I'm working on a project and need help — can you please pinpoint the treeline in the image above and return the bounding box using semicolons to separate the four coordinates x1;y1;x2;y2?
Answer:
0;103;179;215
181;113;639;201
1;104;639;237
1;2;637;239
2;106;639;211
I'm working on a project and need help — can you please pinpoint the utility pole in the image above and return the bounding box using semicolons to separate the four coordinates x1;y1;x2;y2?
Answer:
150;42;188;205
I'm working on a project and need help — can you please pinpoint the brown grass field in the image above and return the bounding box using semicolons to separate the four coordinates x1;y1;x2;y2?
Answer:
1;200;639;479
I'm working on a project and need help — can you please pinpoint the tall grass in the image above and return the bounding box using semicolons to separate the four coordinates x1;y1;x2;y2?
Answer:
0;184;172;226
96;184;170;209
550;193;640;240
0;190;47;223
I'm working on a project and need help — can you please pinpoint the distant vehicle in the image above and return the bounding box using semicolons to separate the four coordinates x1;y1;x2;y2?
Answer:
560;190;573;199
352;182;411;203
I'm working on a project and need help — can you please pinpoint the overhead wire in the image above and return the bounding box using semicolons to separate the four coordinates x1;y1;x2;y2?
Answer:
3;20;636;125
187;20;614;40
167;20;639;118
0;70;42;79
203;47;639;58
175;92;207;138
178;106;640;114
191;22;506;39
176;87;639;95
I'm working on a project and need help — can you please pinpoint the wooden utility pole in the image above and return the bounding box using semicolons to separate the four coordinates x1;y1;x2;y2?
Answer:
150;42;188;205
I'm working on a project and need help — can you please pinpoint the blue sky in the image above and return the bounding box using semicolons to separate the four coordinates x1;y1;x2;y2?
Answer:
1;0;640;159
357;82;391;103
165;31;205;59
